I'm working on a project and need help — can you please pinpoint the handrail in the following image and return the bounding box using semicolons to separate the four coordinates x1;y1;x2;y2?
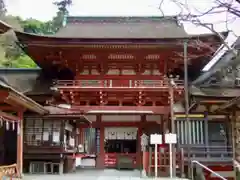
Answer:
233;160;240;171
54;79;184;88
191;160;227;180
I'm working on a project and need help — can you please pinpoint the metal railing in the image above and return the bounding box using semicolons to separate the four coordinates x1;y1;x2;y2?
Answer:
180;145;233;159
191;160;227;180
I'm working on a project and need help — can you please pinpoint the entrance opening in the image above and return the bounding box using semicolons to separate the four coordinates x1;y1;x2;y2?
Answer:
105;140;137;153
0;122;17;165
104;127;138;169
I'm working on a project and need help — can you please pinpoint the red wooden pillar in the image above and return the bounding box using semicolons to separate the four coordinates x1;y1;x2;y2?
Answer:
96;114;105;169
137;115;146;169
17;111;23;176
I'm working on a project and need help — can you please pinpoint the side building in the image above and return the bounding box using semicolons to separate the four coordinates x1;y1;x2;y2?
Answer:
187;36;240;180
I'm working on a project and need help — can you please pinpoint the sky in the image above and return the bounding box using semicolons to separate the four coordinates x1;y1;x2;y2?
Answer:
4;0;240;36
4;0;240;72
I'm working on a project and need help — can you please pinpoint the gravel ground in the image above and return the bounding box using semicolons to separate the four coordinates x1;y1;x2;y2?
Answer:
21;169;188;180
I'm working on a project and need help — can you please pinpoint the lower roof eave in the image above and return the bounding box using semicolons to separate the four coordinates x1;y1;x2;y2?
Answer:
7;90;49;115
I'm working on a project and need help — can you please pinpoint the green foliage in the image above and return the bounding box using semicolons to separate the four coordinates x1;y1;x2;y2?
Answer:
21;18;54;34
0;54;38;68
0;0;73;68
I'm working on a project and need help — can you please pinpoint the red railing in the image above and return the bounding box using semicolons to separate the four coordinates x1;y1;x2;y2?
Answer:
54;79;184;89
104;153;137;168
146;147;185;177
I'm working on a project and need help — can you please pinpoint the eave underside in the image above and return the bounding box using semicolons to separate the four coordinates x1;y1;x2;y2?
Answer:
16;33;223;81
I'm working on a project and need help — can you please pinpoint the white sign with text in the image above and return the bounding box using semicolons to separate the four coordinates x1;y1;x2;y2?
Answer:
150;134;162;145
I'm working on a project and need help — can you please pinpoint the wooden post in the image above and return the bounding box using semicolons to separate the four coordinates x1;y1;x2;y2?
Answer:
96;114;104;168
169;77;176;177
17;111;23;176
138;115;146;170
232;109;237;180
183;41;191;178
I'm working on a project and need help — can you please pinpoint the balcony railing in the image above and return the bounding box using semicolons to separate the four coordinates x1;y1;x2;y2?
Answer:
54;79;184;89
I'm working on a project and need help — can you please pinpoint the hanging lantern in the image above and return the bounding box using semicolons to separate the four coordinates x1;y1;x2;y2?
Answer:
12;122;15;131
0;116;3;127
6;121;9;130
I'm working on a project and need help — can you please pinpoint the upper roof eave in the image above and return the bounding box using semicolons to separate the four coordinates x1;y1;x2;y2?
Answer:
14;30;228;44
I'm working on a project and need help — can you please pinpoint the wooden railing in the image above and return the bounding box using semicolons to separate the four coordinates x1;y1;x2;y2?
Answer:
54;79;184;89
104;153;137;168
147;147;185;177
0;163;20;179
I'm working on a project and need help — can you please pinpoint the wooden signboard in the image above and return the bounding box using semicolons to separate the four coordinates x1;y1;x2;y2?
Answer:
0;164;20;179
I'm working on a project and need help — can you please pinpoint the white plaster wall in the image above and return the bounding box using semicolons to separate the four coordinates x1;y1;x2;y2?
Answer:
102;115;141;122
85;115;97;122
107;69;120;75
80;70;89;75
153;70;161;75
91;69;99;75
122;69;135;75
142;70;151;75
146;115;161;122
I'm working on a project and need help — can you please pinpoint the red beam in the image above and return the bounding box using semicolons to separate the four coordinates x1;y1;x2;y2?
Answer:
58;87;176;92
80;121;158;128
0;110;19;121
0;90;9;102
0;105;22;111
70;105;170;114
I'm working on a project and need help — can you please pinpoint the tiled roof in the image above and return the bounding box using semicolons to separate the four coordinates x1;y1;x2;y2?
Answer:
55;16;189;38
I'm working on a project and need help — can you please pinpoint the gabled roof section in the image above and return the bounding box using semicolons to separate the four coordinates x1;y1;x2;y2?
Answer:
0;77;48;114
192;32;239;85
55;16;189;38
0;20;11;33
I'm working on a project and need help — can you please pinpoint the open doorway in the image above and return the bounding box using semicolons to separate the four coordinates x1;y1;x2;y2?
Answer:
104;127;138;169
0;122;17;165
105;140;137;153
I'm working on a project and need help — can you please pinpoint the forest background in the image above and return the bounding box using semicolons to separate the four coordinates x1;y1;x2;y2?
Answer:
0;0;72;68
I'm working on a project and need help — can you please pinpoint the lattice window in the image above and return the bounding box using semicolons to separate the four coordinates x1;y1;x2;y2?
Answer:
24;118;61;146
108;54;134;60
83;128;96;154
176;119;231;146
80;80;107;87
82;54;96;60
145;54;160;60
176;118;206;145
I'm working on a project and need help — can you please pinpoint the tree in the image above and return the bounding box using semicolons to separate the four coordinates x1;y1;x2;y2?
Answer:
54;0;72;15
158;0;239;50
52;0;73;32
21;18;54;34
0;0;6;18
0;15;38;68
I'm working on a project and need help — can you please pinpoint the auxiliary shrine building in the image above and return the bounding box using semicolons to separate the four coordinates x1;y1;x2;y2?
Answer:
0;16;234;179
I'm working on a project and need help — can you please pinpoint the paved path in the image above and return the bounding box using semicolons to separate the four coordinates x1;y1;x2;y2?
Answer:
22;169;188;180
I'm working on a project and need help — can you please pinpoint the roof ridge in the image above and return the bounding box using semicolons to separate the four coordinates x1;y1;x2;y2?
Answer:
66;16;178;24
